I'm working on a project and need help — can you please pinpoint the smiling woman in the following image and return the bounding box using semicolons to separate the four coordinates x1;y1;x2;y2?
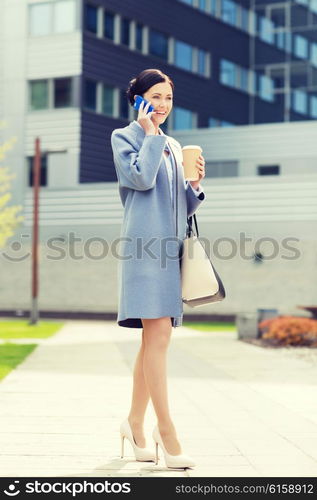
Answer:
126;69;174;135
142;80;173;129
111;68;206;469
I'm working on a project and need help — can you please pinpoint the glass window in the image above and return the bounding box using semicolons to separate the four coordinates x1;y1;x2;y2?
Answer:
249;10;256;34
54;78;72;108
310;96;317;118
173;107;194;130
159;119;168;134
198;0;207;11
29;1;76;36
175;40;192;71
120;89;129;119
28;156;47;187
207;160;238;178
209;0;217;15
179;0;193;5
275;30;286;50
311;0;317;13
136;23;143;51
258;16;274;44
292;89;308;114
54;0;76;33
121;18;130;46
84;80;97;110
241;7;249;31
30;80;49;110
284;32;292;53
149;29;168;61
249;70;256;94
104;11;115;40
208;117;219;127
221;120;235;127
102;85;114;116
240;67;249;92
258;74;274;101
310;43;317;67
257;165;280;175
85;4;97;34
221;0;238;26
29;3;52;36
294;35;308;59
220;59;237;87
198;49;206;75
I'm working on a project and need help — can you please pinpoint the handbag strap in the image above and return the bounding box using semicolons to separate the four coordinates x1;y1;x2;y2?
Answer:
187;213;199;237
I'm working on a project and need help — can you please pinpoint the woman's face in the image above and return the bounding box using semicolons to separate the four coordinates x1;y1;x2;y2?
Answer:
141;81;173;124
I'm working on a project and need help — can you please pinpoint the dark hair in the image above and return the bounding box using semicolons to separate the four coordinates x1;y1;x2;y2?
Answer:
126;68;174;106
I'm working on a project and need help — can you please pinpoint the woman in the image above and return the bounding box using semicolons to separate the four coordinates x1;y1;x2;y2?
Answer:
110;69;206;469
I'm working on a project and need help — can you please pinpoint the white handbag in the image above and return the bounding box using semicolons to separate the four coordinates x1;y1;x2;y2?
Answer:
180;214;226;307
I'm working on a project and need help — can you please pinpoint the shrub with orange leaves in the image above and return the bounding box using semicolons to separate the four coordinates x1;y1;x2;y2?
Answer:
258;315;317;347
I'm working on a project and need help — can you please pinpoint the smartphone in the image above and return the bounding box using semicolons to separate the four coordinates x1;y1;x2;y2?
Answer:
133;95;154;114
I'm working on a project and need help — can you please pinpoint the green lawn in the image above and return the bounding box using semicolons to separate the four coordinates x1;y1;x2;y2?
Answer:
0;319;64;339
0;319;64;381
183;321;236;332
0;343;38;381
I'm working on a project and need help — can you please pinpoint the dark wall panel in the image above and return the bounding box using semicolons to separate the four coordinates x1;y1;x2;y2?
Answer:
80;111;121;183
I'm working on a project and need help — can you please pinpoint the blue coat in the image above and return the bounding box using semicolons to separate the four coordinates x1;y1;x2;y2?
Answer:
111;120;206;329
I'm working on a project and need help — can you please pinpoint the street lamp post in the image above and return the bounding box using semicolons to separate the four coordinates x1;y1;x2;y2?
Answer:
29;141;68;325
29;137;40;325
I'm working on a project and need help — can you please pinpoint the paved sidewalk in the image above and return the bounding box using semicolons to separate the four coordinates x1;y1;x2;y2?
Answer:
0;320;317;477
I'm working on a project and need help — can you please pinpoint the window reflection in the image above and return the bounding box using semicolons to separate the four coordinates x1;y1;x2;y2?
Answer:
198;49;206;75
292;89;308;113
55;1;76;33
310;95;317;117
28;156;47;187
121;18;130;46
30;80;49;110
104;11;115;40
220;59;236;87
258;74;274;102
85;80;97;111
120;89;129;119
149;29;168;61
221;0;237;27
29;3;51;36
173;107;194;130
294;35;308;59
54;78;72;107
175;41;192;71
85;4;97;34
102;85;114;116
136;23;143;51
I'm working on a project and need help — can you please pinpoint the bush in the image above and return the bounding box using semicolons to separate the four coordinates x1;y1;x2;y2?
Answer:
258;315;317;347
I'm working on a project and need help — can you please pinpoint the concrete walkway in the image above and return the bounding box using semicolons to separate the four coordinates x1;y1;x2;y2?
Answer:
0;320;317;477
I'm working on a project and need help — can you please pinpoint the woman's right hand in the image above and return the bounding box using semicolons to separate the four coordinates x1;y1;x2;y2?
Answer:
137;100;156;136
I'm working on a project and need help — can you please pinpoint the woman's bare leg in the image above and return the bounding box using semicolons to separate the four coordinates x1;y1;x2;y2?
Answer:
141;317;182;455
127;329;150;447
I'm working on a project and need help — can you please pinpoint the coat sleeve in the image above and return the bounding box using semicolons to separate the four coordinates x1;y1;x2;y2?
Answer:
185;181;206;217
111;130;167;191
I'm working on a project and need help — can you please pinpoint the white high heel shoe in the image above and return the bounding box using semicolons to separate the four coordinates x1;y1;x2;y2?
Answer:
152;425;196;469
120;419;156;462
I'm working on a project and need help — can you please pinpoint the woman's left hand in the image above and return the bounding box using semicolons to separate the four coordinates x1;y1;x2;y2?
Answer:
189;154;206;190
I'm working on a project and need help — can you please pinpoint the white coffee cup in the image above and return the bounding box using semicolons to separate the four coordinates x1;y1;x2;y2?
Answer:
181;145;202;181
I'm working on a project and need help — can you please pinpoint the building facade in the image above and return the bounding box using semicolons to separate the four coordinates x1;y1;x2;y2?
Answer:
2;0;317;189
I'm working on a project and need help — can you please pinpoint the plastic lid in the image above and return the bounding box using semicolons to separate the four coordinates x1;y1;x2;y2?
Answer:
182;145;202;151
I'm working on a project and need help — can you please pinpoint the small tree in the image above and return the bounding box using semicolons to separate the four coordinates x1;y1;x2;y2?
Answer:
0;134;24;248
